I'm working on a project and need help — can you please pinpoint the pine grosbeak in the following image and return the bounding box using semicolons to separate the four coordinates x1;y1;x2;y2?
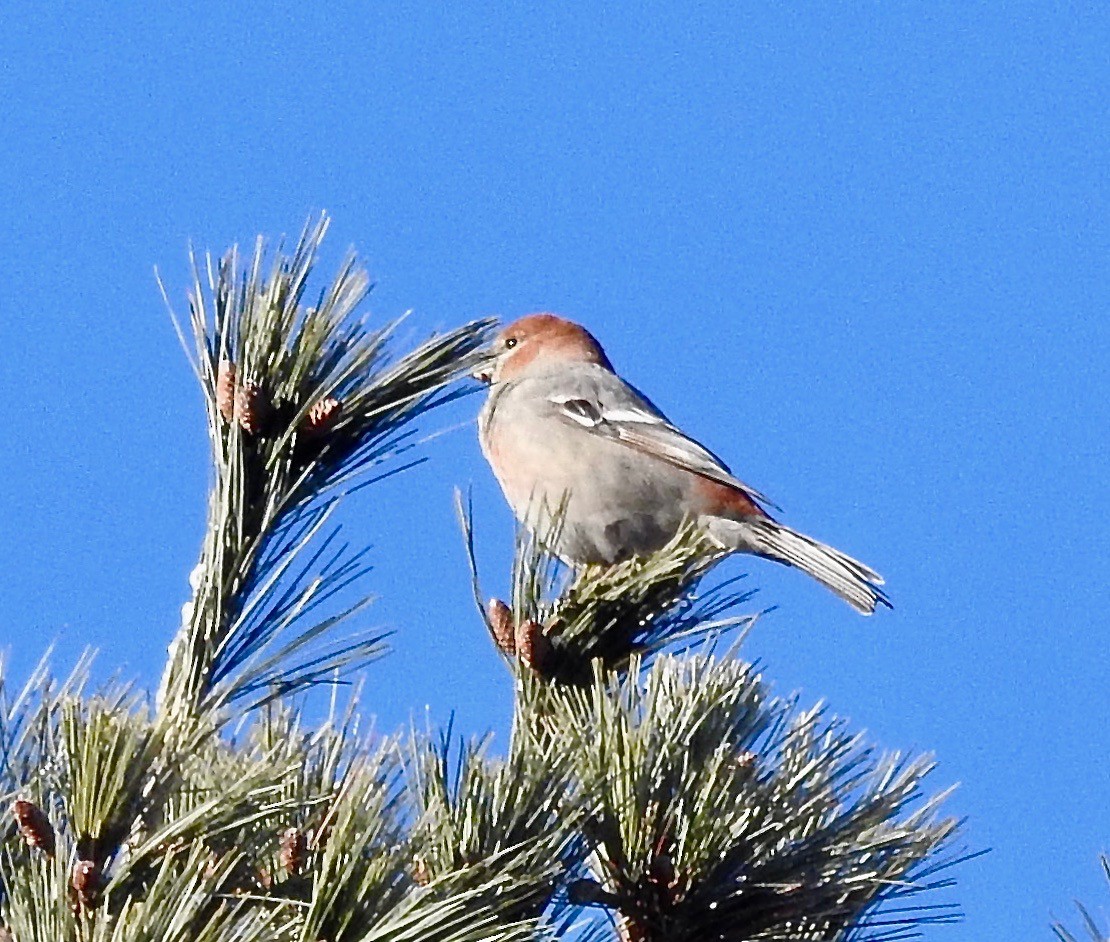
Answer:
475;313;889;614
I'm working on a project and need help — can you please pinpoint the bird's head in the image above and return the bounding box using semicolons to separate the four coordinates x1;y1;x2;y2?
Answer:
472;313;613;385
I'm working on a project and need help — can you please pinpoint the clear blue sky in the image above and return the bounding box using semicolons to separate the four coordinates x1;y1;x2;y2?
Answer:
1;3;1106;936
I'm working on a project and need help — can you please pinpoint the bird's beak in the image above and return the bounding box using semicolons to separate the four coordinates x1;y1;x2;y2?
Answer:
470;351;497;385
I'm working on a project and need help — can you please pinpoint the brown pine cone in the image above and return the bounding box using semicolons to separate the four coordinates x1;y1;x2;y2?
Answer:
12;799;54;857
279;826;307;875
235;381;271;434
302;396;343;436
216;360;237;422
487;598;516;655
516;619;554;675
70;859;102;911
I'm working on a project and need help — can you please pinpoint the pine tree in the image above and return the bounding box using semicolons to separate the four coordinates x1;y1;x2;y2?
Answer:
0;215;970;941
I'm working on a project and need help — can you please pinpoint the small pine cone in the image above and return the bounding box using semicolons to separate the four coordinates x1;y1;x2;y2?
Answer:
487;598;516;655
12;799;54;857
516;619;554;675
279;826;307;875
0;925;12;941
235;381;271;434
70;859;102;911
412;856;431;886
216;360;237;422
301;396;342;436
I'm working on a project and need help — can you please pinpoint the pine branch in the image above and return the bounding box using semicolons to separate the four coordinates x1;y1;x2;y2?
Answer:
294;743;409;942
459;496;759;684
59;692;166;865
0;852;72;942
109;740;310;894
1;841;299;942
405;728;582;928
157;214;494;719
537;654;962;942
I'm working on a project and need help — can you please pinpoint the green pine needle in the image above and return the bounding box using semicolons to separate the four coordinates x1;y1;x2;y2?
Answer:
60;694;165;864
405;729;580;927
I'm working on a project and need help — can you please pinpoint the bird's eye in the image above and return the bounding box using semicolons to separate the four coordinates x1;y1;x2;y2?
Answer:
504;337;518;349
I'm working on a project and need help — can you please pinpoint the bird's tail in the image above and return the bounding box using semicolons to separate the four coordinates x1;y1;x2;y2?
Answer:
704;516;891;615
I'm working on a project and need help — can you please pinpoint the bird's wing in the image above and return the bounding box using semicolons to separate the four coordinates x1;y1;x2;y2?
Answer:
548;389;780;513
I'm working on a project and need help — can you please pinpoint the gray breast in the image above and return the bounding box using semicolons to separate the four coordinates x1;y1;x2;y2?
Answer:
481;373;689;564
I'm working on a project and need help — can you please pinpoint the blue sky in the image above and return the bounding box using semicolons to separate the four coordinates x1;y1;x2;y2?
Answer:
1;2;1106;936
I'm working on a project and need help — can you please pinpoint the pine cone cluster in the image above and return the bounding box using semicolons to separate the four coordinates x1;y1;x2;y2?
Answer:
216;360;273;434
214;359;342;440
486;599;556;676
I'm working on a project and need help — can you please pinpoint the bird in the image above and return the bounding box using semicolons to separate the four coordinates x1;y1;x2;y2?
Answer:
474;313;890;614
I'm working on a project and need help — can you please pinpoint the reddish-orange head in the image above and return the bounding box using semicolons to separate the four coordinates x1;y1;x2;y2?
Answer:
474;313;613;384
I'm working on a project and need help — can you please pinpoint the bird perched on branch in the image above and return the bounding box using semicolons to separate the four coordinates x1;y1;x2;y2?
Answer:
474;313;890;614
